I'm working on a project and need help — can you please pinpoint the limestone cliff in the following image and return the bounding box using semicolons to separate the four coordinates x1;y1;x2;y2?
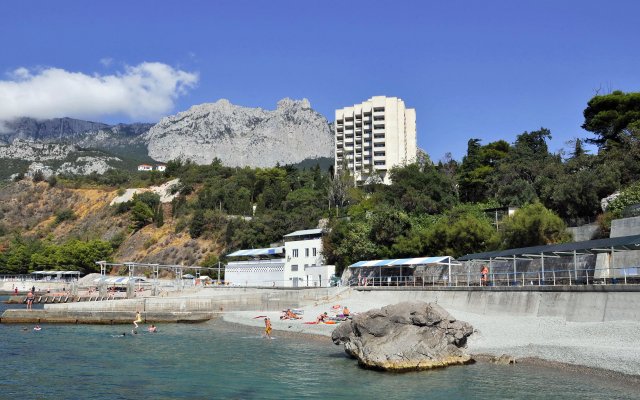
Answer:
144;98;333;167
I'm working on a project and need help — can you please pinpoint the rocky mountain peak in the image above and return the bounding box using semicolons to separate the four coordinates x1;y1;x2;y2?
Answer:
144;98;333;167
277;98;311;110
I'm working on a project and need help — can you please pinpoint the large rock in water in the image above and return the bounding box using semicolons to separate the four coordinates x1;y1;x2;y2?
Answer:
331;302;474;371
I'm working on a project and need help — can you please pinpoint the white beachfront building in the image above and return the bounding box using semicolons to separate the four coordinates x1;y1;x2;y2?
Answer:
224;229;335;287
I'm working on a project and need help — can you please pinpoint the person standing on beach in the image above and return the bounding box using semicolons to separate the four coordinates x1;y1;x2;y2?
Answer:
264;317;272;338
26;290;34;310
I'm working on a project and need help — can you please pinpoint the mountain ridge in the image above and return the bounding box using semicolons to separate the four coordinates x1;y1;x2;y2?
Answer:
0;97;335;177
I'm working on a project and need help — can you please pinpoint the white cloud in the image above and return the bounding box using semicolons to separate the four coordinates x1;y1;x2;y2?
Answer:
99;57;113;67
0;62;199;122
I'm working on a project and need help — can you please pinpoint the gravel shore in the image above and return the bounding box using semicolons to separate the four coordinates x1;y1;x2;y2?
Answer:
223;289;640;376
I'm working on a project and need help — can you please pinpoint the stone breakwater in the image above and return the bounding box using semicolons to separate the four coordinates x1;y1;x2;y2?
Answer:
332;302;474;371
0;309;214;324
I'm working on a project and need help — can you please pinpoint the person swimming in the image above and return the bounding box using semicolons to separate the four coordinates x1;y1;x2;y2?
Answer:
33;325;41;331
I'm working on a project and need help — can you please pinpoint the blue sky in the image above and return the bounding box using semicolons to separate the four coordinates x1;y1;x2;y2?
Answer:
1;0;639;160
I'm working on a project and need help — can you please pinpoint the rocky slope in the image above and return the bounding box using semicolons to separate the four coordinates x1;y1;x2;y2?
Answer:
0;180;217;266
0;140;125;179
144;98;333;167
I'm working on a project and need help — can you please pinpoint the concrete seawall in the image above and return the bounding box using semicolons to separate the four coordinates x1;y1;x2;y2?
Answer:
3;286;639;324
349;286;640;322
0;309;214;324
0;287;340;324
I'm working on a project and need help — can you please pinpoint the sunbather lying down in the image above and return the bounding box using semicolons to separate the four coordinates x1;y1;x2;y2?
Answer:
280;309;301;320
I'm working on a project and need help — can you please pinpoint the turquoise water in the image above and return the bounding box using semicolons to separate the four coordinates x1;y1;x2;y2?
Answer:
1;298;638;399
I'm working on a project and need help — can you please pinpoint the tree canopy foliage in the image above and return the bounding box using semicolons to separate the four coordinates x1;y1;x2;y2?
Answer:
583;90;640;147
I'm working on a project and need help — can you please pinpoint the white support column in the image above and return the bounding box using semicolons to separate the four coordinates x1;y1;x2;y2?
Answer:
611;247;615;281
573;250;577;283
513;255;517;285
540;253;545;285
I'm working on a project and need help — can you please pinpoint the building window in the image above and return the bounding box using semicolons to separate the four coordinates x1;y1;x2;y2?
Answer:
305;248;309;257
373;107;385;112
374;142;385;147
292;249;299;257
375;161;385;166
291;265;298;271
313;248;317;256
374;152;385;156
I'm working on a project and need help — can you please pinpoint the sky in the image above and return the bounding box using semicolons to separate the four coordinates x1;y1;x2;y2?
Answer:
1;0;639;161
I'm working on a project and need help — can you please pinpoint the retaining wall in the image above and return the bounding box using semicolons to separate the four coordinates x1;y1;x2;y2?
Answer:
43;287;337;313
350;287;640;322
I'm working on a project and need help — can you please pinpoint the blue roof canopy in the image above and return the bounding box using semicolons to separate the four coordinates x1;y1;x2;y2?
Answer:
349;256;457;268
227;247;285;258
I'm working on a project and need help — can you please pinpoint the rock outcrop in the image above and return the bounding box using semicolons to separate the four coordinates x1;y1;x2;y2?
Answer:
0;117;110;143
144;98;333;167
331;302;474;371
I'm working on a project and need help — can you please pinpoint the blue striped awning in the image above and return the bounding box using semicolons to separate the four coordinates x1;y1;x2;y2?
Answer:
226;247;285;258
93;276;147;284
349;256;455;268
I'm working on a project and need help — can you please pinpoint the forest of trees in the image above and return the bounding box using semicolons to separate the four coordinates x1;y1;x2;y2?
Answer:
2;90;640;275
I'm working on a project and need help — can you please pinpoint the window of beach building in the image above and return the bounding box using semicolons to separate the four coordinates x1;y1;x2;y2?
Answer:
305;248;309;257
312;248;317;256
291;265;298;272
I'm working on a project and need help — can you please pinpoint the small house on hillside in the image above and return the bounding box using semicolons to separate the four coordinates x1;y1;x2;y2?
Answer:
137;164;153;171
156;165;166;172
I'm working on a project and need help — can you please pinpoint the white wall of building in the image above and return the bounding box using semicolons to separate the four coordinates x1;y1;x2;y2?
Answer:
335;96;417;185
303;265;336;287
225;260;285;286
284;237;324;287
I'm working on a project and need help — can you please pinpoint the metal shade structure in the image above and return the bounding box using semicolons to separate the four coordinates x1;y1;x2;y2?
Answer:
458;234;640;280
31;270;81;279
226;247;285;258
350;256;456;268
458;234;640;261
349;256;459;284
93;276;147;284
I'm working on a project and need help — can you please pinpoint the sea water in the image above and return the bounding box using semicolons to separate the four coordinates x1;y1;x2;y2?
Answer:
0;297;637;400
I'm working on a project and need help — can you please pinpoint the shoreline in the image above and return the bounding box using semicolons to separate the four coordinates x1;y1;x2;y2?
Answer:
217;317;640;387
221;289;640;377
4;287;638;377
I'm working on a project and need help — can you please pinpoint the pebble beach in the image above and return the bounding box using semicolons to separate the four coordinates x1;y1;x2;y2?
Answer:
223;289;640;377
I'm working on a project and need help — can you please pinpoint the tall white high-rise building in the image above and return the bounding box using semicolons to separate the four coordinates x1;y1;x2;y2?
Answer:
334;96;417;185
